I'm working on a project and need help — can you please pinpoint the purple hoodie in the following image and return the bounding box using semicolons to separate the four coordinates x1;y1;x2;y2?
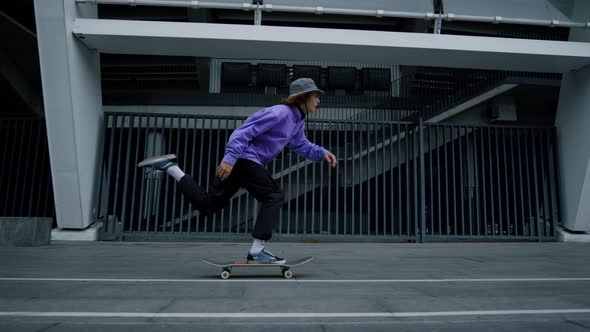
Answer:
222;104;328;167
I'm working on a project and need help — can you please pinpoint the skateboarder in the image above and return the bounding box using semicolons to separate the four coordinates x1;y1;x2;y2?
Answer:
138;78;337;264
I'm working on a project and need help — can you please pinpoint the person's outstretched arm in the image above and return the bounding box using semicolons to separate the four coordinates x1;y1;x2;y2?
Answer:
286;126;337;168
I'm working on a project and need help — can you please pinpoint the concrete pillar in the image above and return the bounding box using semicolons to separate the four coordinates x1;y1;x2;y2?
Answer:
554;0;590;231
34;0;103;230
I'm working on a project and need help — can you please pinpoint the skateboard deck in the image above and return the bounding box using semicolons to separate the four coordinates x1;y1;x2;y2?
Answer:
202;256;313;279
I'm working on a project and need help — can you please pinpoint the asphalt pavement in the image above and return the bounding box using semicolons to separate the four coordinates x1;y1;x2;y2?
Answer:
1;241;590;331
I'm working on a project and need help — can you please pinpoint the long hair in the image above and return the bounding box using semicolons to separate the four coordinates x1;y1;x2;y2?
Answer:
280;92;312;106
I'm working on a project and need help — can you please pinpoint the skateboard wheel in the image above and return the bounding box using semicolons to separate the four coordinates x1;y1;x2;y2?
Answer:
220;270;231;279
282;269;293;279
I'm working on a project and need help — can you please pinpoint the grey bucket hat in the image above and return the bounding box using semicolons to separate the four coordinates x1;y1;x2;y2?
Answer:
288;78;325;99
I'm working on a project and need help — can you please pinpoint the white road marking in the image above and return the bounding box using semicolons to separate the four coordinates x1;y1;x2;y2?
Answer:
0;309;589;318
1;277;590;283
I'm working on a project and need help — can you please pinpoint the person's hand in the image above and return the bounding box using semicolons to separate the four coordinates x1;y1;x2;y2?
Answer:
217;161;234;181
324;152;337;168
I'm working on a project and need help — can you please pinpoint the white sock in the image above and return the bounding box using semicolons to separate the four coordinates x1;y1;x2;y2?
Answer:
166;165;185;182
249;239;266;254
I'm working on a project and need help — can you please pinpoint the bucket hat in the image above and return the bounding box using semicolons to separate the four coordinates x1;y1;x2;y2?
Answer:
288;78;325;99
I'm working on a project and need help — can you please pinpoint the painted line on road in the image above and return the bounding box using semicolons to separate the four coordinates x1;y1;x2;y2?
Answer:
0;309;589;318
1;277;590;283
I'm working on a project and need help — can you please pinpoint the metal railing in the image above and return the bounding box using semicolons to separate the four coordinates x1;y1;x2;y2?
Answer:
421;124;559;240
97;112;558;241
78;0;590;29
0;118;55;219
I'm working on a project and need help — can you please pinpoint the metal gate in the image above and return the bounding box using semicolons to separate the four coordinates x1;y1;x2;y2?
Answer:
97;112;558;241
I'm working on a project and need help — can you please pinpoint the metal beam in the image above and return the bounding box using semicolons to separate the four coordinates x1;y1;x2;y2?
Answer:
72;19;590;73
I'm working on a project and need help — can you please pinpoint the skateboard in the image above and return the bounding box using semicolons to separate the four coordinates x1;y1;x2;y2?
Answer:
202;256;313;279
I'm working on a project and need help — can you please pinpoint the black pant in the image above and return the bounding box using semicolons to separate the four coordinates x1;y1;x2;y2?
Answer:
178;159;284;241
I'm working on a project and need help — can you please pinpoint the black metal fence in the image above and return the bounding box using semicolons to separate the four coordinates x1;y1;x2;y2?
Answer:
0;118;55;219
422;124;559;240
97;112;558;241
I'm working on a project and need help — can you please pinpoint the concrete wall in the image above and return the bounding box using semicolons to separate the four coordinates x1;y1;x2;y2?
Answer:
554;0;590;231
34;0;103;229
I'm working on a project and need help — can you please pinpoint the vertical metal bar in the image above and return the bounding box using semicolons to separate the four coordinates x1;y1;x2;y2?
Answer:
223;119;230;236
539;129;551;238
311;121;316;235
413;124;419;240
205;117;214;234
169;117;181;237
465;127;473;236
516;129;526;237
335;121;339;236
508;128;518;236
304;124;309;235
382;122;386;236
171;116;188;239
531;129;541;240
359;122;364;236
443;125;449;235
279;148;284;235
436;125;442;236
147;116;165;236
458;126;465;236
502;127;510;237
487;127;494;237
365;121;370;236
152;116;165;236
523;129;534;237
389;123;401;236
327;120;332;235
287;147;292;235
161;116;174;235
343;123;348;235
129;115;142;237
119;115;133;237
479;127;487;237
295;148;301;235
213;118;222;234
352;122;356;235
547;128;559;237
451;125;457;236
235;118;242;235
102;115;117;234
368;121;372;236
112;114;125;236
419;118;425;243
319;121;324;235
272;131;278;239
495;127;503;236
405;123;410;238
180;117;190;237
398;123;402;237
137;116;149;235
428;124;433;236
197;116;206;234
472;127;480;237
373;122;378;236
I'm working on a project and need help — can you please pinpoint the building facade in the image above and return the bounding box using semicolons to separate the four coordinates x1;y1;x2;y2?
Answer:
1;0;589;241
